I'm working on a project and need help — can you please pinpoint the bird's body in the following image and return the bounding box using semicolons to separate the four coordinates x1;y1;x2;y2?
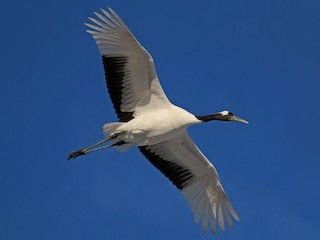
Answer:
107;105;200;147
69;7;248;235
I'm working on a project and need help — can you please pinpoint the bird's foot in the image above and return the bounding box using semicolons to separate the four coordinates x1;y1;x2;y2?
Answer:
68;149;87;160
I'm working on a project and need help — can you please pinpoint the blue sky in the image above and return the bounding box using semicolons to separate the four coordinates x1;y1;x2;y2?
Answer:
1;0;319;239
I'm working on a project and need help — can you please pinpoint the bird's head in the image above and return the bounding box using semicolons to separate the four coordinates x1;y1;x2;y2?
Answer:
215;110;249;124
196;110;249;124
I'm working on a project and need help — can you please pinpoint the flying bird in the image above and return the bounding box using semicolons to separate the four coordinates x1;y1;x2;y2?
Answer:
69;7;248;234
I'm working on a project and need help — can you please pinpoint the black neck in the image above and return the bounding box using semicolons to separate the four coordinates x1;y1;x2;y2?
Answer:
196;113;228;122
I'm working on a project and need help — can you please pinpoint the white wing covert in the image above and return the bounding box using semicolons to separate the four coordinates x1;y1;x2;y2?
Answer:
139;131;240;233
86;8;171;122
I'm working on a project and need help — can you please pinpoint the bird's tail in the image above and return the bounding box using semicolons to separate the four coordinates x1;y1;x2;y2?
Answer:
103;122;124;137
103;122;132;151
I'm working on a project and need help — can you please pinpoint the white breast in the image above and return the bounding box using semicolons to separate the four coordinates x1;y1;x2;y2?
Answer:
117;105;201;146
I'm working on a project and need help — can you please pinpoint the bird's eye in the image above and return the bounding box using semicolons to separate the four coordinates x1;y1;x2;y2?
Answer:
228;112;234;116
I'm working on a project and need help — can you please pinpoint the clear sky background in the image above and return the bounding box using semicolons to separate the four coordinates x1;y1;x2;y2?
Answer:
1;0;319;239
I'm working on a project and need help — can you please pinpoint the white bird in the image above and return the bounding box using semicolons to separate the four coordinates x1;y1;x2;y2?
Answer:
69;8;248;234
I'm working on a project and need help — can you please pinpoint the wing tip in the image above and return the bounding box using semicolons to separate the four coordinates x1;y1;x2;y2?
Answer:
107;7;114;13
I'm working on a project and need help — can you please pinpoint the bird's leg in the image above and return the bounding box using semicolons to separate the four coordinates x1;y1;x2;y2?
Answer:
68;138;110;160
68;133;125;160
84;141;126;154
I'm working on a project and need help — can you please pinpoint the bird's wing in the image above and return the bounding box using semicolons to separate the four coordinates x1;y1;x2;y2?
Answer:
139;131;240;233
86;8;171;122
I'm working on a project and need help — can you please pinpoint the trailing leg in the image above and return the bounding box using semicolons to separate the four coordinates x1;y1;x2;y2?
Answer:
68;132;124;160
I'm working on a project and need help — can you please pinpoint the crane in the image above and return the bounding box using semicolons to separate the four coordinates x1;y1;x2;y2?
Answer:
68;7;248;234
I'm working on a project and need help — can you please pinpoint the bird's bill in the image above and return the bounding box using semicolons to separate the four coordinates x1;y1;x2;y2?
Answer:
231;115;249;124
